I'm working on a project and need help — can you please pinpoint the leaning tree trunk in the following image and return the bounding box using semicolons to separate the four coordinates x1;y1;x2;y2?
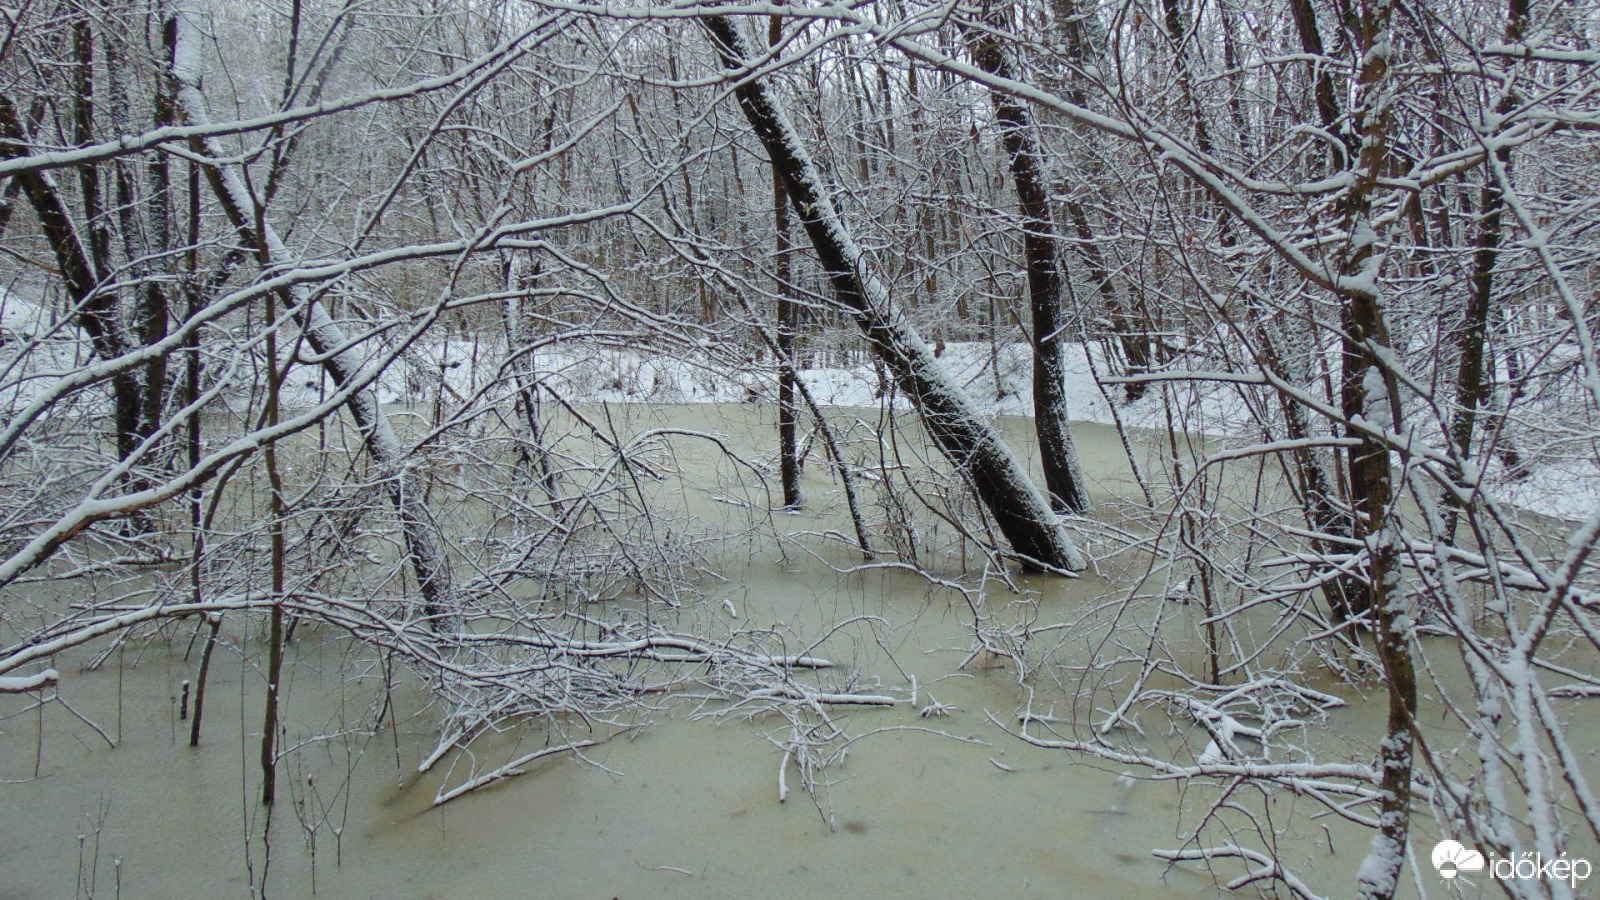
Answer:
169;10;457;627
967;14;1091;515
701;15;1084;571
0;97;147;478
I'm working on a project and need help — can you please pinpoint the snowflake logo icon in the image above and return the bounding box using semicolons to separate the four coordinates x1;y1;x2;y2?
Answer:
1432;840;1486;879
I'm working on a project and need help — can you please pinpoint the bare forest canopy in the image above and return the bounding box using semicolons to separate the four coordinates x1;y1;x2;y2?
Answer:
1;0;1599;898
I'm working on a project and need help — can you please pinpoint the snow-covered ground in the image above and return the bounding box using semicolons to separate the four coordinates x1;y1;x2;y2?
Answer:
331;335;1250;432
2;284;1591;521
0;293;90;415
370;335;1594;522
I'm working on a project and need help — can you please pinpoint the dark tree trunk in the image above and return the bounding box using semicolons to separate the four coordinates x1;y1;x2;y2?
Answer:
0;95;147;475
138;18;179;452
1445;0;1530;541
1289;0;1353;166
772;15;802;511
701;15;1085;571
1276;0;1373;627
69;19;144;467
1064;202;1151;400
1255;316;1363;625
967;17;1091;515
500;253;563;513
1339;2;1416;895
1049;0;1153;399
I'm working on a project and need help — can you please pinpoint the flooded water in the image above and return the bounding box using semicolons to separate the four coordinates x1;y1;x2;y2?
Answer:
1;403;1591;899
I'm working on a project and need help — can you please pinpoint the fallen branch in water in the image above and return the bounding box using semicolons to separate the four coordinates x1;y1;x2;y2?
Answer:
745;685;898;707
433;739;604;807
1152;844;1327;900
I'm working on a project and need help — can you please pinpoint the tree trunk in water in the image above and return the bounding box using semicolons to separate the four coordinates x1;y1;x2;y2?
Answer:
701;15;1085;571
0;96;147;481
1064;201;1151;401
70;18;148;472
771;15;802;511
137;17;178;453
500;253;563;513
967;17;1091;515
1048;0;1152;400
260;283;286;807
1256;315;1364;626
169;12;457;627
1339;2;1417;896
1279;0;1371;627
1345;279;1415;900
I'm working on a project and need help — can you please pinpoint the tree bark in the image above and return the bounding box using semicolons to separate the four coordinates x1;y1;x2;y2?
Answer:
967;14;1091;514
1272;0;1373;626
68;18;146;467
1049;0;1153;398
1444;0;1531;541
772;14;802;511
701;15;1085;571
1289;0;1352;166
1338;2;1417;896
500;252;563;513
0;93;148;475
1255;314;1364;626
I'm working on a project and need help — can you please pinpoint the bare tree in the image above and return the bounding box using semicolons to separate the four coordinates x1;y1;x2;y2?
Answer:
966;2;1092;515
700;13;1086;572
1;1;1596;897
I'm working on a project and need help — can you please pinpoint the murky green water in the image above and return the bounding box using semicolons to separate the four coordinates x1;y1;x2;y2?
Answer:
1;403;1590;898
